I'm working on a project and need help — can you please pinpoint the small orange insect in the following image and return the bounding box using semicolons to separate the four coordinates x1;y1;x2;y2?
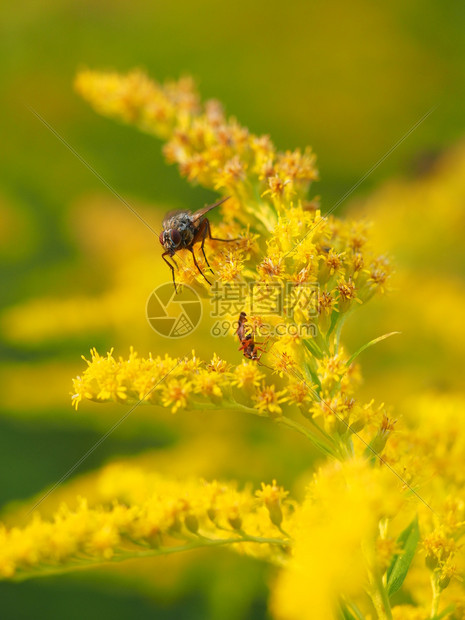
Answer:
236;312;271;367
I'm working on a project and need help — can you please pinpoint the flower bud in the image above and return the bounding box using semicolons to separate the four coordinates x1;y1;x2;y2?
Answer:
438;572;451;590
184;514;199;534
228;515;242;530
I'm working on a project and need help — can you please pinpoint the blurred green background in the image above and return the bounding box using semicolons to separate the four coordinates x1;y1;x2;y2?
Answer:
1;1;464;618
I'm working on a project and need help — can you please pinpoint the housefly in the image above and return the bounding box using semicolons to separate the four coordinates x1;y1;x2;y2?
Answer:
159;196;237;291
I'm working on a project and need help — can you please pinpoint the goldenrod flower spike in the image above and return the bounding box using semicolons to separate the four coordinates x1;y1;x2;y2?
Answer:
0;473;292;581
75;69;318;233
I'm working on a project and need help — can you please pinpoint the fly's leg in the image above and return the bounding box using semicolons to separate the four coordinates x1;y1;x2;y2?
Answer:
162;252;179;293
192;218;214;274
198;219;214;274
189;247;212;285
206;217;240;243
192;217;240;277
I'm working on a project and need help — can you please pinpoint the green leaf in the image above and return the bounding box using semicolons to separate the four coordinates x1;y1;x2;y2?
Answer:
302;356;322;390
303;337;324;359
326;310;340;339
387;516;420;596
338;603;357;620
346;332;401;367
338;600;366;620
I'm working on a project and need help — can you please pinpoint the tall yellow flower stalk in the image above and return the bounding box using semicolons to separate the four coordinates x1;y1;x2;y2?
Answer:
72;70;395;463
0;468;292;580
2;70;464;620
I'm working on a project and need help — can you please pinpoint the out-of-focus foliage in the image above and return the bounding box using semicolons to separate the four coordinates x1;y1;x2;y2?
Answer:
345;142;465;402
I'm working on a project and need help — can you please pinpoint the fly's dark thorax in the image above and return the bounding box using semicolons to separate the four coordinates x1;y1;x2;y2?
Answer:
165;212;195;247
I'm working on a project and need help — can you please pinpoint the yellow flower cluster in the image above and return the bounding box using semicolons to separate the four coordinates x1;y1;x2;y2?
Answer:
379;394;465;616
75;70;201;139
75;70;317;216
72;347;275;415
0;466;291;580
75;69;390;306
271;458;409;620
256;480;290;529
5;391;465;615
271;388;465;619
71;345;391;464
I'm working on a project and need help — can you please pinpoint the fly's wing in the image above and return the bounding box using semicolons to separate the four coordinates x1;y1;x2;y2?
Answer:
162;210;190;228
191;196;230;223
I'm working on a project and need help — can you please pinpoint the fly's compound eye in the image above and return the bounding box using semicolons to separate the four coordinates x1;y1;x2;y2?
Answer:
159;231;165;245
169;229;182;247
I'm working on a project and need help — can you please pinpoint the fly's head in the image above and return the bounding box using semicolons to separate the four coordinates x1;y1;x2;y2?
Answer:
159;228;182;255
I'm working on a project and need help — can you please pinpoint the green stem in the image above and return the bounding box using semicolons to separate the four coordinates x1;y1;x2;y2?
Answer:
368;570;393;620
166;397;342;459
192;400;339;457
12;533;289;583
199;401;262;416
334;314;347;354
430;573;441;618
278;415;338;458
314;328;330;356
337;437;354;459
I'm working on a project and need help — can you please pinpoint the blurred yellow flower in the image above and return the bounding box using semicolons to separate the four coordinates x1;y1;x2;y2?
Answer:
0;472;292;580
